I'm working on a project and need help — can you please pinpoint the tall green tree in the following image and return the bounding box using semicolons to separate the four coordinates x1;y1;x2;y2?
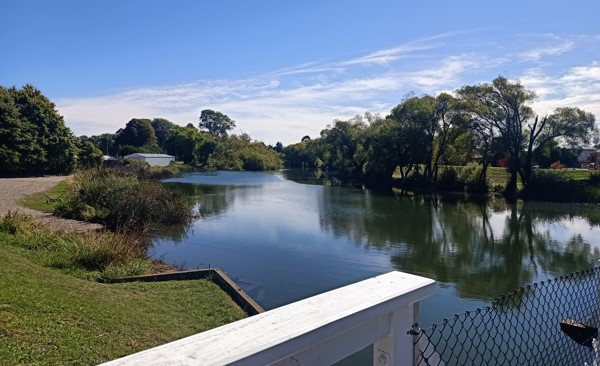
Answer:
164;125;204;164
151;118;176;148
0;85;77;176
76;137;103;169
319;117;368;177
523;107;595;182
457;77;536;199
363;118;403;187
458;76;596;199
88;133;116;156
199;109;236;137
115;118;158;147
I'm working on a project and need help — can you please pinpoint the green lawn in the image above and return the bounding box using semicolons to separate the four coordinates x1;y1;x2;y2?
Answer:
20;181;70;213
0;244;246;366
487;166;593;188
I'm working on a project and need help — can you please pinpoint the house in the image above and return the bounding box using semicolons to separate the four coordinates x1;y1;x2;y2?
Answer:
124;153;175;166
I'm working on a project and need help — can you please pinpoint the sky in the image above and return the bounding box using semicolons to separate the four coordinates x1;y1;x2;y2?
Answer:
1;0;599;145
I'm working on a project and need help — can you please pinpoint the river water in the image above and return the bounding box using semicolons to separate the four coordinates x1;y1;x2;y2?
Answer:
153;170;600;362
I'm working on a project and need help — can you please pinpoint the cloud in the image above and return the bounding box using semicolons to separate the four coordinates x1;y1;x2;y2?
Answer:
56;31;599;145
521;41;575;61
339;42;437;66
523;63;600;119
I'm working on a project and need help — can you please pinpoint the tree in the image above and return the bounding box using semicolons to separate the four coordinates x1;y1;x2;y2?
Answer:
274;141;283;153
199;109;236;137
151;118;176;148
523;107;595;182
76;138;103;169
318;117;368;177
163;125;204;164
87;133;116;156
458;76;596;199
115;118;158;147
457;77;536;199
0;85;77;176
363;118;404;187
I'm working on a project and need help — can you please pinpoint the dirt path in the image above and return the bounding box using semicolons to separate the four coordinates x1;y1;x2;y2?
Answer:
0;176;103;232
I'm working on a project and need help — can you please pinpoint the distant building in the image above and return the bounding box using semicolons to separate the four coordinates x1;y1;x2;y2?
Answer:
102;155;118;166
124;153;175;166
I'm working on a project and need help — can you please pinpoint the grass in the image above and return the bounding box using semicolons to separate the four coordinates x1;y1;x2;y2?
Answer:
483;167;593;192
0;214;247;366
0;245;246;366
20;181;70;213
0;212;151;282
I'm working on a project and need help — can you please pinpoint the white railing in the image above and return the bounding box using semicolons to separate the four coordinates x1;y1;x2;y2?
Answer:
100;271;436;366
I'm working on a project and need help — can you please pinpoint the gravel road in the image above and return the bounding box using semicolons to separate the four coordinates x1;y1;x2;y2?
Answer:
0;176;102;232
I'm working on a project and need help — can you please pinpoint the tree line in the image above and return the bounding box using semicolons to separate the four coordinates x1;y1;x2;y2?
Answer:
0;84;282;176
81;109;281;171
283;76;597;199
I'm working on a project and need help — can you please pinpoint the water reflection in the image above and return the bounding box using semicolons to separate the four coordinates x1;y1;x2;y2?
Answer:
316;188;600;300
154;170;600;309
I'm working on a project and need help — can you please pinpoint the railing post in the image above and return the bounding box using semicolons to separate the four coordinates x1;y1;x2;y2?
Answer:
373;302;419;366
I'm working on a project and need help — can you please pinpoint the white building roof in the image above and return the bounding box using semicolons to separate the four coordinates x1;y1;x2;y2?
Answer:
124;153;174;159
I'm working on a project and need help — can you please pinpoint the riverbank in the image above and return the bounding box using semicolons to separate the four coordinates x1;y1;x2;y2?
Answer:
0;177;248;365
0;244;246;366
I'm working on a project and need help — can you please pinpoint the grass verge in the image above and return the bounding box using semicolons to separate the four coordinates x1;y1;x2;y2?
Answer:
20;180;70;213
0;214;247;366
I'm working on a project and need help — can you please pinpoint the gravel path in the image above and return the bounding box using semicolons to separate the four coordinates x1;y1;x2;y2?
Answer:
0;176;103;232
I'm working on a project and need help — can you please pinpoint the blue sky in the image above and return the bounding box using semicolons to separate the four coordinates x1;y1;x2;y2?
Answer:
1;1;599;145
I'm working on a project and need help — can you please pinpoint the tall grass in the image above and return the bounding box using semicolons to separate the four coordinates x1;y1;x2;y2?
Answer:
0;212;151;281
55;169;193;231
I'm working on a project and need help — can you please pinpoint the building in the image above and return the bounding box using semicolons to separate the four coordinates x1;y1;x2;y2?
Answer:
101;155;118;166
124;153;175;166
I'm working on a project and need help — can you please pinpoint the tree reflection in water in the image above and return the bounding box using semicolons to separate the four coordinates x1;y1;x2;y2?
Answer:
317;189;600;300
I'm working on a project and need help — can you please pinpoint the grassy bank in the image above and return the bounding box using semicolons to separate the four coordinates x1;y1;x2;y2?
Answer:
0;214;246;366
20;180;70;213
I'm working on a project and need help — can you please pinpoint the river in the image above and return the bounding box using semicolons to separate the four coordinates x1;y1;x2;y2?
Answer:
153;170;600;363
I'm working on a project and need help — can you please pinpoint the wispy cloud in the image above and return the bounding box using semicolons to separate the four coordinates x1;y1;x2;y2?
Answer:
523;63;600;118
56;31;599;145
521;40;575;61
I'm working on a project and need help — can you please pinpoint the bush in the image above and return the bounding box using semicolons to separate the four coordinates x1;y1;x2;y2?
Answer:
520;171;589;202
437;167;462;192
589;171;600;186
56;169;193;231
460;163;488;193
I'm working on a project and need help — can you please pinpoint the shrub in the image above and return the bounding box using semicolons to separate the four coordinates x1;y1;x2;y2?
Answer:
521;171;586;202
437;167;462;192
589;171;600;186
56;169;193;231
460;163;488;193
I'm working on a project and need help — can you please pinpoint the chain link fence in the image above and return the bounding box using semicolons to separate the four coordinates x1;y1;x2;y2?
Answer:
415;267;600;366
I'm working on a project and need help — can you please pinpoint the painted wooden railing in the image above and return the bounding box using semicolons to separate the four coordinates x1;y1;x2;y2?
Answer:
100;271;436;366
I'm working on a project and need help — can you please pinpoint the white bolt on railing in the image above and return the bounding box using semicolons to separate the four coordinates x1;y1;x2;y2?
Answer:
100;271;435;366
